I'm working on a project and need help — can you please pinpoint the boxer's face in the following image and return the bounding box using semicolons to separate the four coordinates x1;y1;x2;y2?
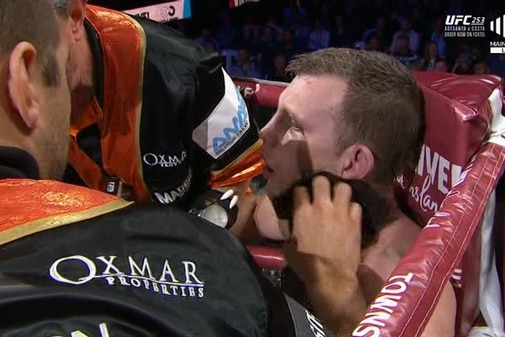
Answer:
260;75;348;198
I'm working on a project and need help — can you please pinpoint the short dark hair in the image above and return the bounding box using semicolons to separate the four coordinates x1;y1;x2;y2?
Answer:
286;48;424;184
0;0;61;87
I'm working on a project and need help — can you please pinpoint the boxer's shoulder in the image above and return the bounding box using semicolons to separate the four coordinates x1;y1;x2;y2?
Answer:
381;215;420;252
359;214;421;299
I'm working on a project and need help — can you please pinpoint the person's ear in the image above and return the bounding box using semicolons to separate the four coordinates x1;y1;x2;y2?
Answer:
7;42;40;130
339;144;375;180
68;0;87;41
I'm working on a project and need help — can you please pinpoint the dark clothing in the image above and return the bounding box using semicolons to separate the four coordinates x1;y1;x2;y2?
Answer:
0;147;334;337
0;146;39;179
65;6;262;206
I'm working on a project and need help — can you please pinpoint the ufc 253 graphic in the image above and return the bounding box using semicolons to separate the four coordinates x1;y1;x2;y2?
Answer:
444;15;486;38
443;13;505;55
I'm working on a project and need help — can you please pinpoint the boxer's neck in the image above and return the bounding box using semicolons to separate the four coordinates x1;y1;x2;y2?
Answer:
370;183;404;222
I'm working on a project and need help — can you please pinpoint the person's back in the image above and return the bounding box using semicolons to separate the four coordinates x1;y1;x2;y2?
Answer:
0;178;334;337
0;179;265;336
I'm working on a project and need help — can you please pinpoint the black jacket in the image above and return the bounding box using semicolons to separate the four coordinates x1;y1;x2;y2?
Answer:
65;7;261;207
0;147;333;337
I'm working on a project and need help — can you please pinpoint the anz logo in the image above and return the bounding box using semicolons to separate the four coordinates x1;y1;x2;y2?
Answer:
212;88;249;156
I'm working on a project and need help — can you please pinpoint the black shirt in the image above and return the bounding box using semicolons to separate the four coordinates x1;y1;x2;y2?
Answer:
0;147;334;337
0;146;39;179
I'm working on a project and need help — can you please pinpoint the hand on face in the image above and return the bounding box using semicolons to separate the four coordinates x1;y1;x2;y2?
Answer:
282;175;363;285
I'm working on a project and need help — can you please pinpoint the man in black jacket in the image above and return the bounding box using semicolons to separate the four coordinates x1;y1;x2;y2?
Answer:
53;0;263;207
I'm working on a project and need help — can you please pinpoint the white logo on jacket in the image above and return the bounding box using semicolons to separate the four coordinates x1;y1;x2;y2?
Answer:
49;254;205;298
143;151;187;168
153;168;192;204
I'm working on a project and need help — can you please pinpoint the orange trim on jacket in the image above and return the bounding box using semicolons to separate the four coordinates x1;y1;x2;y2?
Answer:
0;179;131;245
68;5;149;201
68;6;264;202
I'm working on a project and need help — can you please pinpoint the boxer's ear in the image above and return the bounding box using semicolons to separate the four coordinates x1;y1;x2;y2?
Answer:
339;144;375;180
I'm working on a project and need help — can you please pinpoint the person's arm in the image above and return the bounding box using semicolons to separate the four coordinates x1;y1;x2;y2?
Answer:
305;265;368;335
282;175;366;336
362;252;456;335
420;282;456;337
362;224;456;337
283;174;456;336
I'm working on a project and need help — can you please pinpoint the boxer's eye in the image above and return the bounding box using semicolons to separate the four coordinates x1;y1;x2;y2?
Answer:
281;127;304;145
288;115;303;134
291;124;303;133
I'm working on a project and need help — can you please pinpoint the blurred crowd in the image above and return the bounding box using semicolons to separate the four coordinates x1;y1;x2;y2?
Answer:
167;0;505;82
